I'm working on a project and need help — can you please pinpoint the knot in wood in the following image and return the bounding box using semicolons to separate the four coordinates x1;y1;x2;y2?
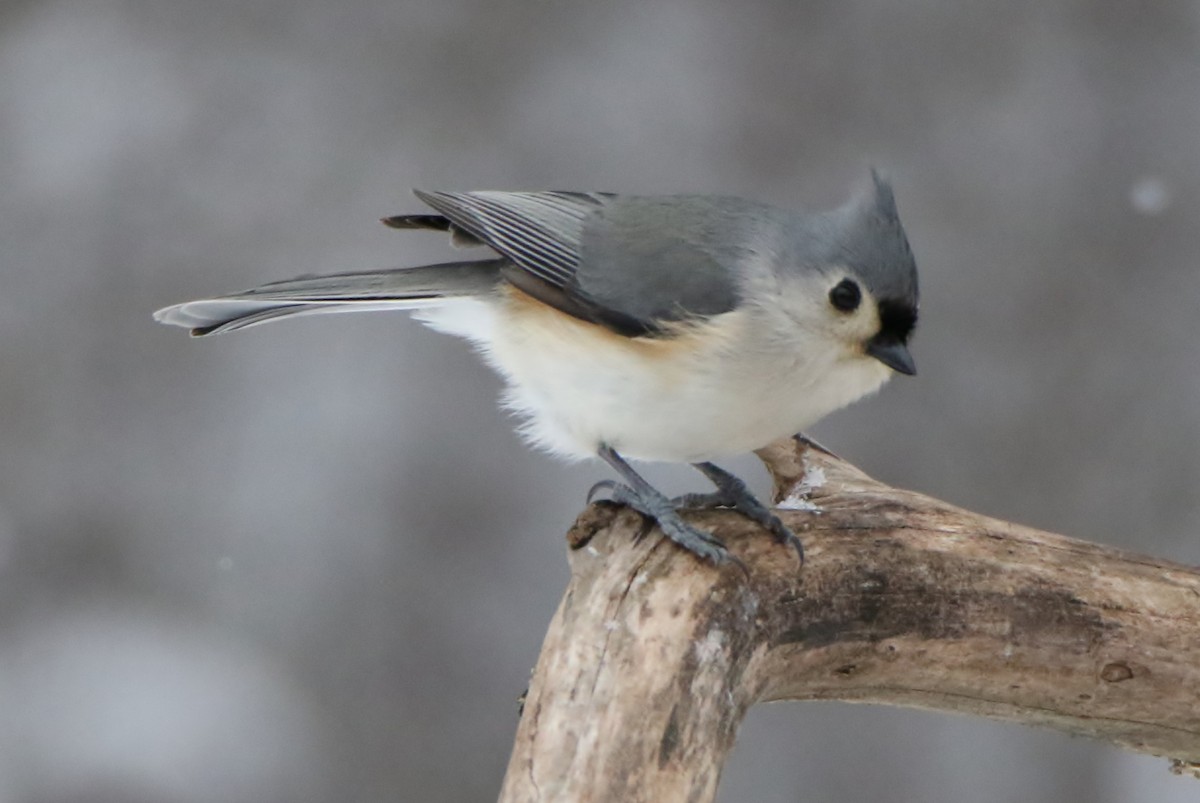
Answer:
1100;662;1134;683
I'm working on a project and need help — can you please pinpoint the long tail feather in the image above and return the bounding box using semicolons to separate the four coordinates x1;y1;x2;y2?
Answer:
154;259;504;336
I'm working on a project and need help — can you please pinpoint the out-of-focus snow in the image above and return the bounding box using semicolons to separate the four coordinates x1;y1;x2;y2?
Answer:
1130;177;1171;216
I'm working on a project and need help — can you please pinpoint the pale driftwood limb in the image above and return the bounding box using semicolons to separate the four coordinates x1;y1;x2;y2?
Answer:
499;436;1200;802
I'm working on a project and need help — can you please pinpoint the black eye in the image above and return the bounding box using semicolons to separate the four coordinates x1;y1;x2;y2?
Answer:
829;279;862;313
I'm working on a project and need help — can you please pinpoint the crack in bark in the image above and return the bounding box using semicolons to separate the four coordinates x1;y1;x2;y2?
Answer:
798;684;1200;738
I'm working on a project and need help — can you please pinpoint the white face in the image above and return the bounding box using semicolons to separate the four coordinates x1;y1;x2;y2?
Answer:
757;268;888;366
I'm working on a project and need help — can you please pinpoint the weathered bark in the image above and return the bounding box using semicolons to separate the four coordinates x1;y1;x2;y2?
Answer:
499;436;1200;802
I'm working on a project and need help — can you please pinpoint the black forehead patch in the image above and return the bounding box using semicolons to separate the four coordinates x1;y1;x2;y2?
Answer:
877;298;918;343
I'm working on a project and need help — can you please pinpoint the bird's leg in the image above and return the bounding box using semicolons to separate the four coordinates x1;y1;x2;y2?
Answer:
679;462;804;563
593;445;735;565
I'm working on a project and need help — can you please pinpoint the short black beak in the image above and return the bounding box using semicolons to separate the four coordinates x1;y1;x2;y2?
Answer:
866;338;917;376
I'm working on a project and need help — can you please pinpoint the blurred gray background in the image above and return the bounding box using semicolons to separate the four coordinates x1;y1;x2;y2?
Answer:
1;0;1198;800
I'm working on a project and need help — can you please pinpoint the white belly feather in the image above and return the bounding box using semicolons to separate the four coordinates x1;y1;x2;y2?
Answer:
416;287;891;463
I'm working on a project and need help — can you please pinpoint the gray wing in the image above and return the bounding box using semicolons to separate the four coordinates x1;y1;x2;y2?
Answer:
412;190;753;336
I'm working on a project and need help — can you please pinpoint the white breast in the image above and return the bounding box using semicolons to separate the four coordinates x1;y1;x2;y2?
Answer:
417;287;892;463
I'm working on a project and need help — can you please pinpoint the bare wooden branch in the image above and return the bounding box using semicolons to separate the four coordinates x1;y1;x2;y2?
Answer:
498;436;1200;802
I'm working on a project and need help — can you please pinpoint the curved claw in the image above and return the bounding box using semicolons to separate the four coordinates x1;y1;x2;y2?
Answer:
587;479;619;504
768;518;806;564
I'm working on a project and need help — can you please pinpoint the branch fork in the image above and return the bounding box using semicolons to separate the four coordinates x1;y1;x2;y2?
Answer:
499;437;1200;802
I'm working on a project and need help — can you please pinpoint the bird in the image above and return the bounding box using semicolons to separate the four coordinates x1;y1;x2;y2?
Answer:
154;171;919;566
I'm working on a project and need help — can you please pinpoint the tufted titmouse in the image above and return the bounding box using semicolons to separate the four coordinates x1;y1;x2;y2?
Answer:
155;172;919;564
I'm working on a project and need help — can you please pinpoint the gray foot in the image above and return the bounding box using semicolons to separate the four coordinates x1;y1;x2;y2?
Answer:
680;462;805;563
594;445;739;566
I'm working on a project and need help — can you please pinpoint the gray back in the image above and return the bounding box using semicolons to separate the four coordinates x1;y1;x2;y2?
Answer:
415;175;917;337
575;195;778;324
